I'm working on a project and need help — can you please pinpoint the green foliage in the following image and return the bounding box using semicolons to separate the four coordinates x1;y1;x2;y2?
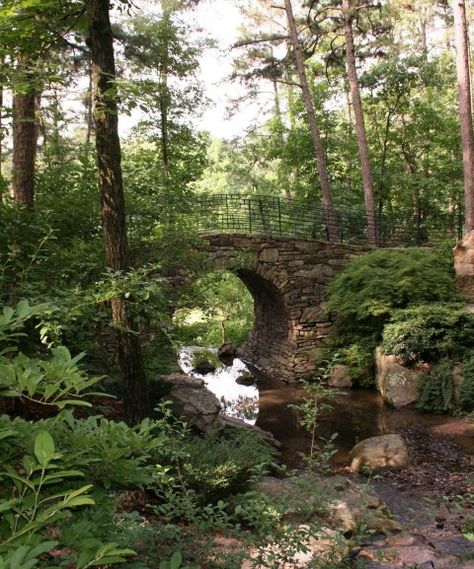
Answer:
290;362;339;471
326;249;460;384
174;270;254;348
458;354;474;411
53;414;168;488
327;249;458;341
0;427;135;568
0;302;107;409
336;342;374;387
0;429;95;548
381;304;474;366
417;360;454;414
174;428;277;504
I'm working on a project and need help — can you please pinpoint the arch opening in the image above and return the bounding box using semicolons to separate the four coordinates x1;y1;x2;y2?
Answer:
172;269;254;349
236;268;291;377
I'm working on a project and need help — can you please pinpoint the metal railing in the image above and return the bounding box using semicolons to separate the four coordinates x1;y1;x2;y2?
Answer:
151;193;463;246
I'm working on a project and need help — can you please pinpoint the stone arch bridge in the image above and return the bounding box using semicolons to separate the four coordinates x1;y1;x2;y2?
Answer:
159;193;455;381
200;232;366;382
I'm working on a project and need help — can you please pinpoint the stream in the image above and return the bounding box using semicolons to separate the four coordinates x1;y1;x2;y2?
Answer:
179;346;474;468
179;347;474;567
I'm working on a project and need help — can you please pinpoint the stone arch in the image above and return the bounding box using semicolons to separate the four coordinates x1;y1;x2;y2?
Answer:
195;233;366;382
235;268;291;379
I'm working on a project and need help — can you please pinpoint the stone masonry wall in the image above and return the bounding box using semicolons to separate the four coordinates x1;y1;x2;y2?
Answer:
200;233;366;382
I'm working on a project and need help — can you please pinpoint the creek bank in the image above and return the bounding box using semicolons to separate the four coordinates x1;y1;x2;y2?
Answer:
345;425;474;568
159;372;278;445
252;425;474;568
176;347;474;566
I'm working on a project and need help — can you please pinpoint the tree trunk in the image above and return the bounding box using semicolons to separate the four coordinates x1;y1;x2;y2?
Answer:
272;76;292;201
453;0;474;234
420;17;428;56
12;60;37;209
159;7;171;182
87;0;149;424
283;0;338;242
85;57;94;148
342;0;378;245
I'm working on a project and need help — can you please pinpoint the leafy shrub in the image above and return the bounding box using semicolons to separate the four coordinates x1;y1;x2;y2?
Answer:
173;270;254;348
175;429;277;504
381;304;474;365
337;342;374;387
326;248;458;343
54;414;168;488
0;428;135;568
458;353;474;411
417;359;454;413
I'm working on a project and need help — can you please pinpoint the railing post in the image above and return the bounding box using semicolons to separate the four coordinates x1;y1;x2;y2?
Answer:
225;194;229;230
278;197;282;235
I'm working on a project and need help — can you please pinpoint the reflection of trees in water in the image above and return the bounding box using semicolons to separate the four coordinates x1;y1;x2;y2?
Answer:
220;394;259;421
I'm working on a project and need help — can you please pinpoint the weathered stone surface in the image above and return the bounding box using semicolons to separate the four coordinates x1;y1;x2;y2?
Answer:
194;233;368;382
375;348;422;408
350;434;410;472
163;374;221;432
235;372;256;386
217;415;280;447
454;231;474;301
192;360;216;375
328;364;353;388
218;342;236;361
161;373;204;388
260;248;279;262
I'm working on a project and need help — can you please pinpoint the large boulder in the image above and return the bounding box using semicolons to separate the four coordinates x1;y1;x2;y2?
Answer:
192;360;216;375
217;415;280;448
218;342;236;362
350;433;410;472
329;488;402;535
375;347;423;408
161;373;221;432
235;372;256;386
328;364;352;388
454;231;474;301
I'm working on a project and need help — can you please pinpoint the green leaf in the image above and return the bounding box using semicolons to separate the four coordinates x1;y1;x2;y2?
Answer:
76;548;96;569
34;431;55;467
2;307;14;322
9;545;28;569
0;499;19;513
0;429;17;441
16;300;31;319
170;551;182;569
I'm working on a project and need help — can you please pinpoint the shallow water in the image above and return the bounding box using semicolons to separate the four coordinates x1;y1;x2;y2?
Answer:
178;347;259;425
179;348;474;466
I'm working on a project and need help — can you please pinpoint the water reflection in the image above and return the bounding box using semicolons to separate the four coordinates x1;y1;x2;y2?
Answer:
178;347;259;425
178;349;474;466
256;382;474;466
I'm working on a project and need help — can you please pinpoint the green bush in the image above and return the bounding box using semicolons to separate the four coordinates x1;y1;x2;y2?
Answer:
417;359;454;413
458;353;474;411
381;304;474;365
337;342;375;387
176;428;277;504
326;248;458;343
